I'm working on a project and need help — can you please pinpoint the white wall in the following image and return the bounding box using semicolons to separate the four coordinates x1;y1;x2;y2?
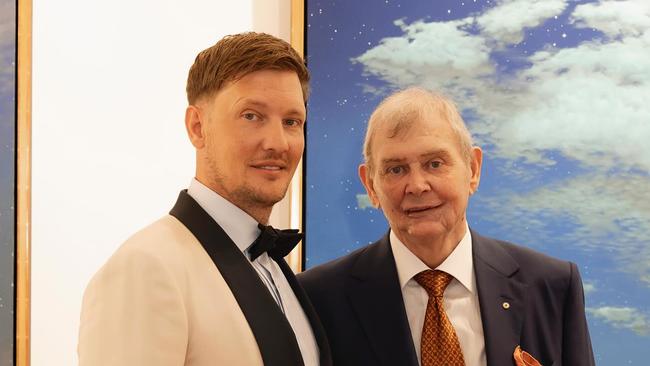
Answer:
31;1;292;364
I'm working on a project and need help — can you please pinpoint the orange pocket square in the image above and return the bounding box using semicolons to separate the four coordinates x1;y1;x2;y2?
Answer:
513;345;543;366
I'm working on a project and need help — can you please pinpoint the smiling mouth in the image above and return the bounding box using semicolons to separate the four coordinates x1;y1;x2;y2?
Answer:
250;161;287;172
404;204;441;215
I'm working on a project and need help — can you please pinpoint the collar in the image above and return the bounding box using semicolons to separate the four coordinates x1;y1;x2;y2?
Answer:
187;178;260;254
390;223;475;294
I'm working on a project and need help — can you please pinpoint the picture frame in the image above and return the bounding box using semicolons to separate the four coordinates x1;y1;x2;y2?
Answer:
16;0;31;365
286;0;306;272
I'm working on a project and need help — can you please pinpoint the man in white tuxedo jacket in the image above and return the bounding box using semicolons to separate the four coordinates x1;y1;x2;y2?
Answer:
78;32;332;366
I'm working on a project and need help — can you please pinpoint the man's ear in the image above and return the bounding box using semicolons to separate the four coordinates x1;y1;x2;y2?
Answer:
185;105;206;149
469;146;483;195
359;164;381;209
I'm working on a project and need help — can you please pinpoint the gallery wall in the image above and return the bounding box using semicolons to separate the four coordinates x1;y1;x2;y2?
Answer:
30;1;292;364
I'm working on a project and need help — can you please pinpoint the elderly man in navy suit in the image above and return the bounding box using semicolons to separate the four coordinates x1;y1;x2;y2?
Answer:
299;88;595;366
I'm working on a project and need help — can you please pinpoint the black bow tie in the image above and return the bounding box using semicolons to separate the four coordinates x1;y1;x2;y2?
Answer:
248;223;303;261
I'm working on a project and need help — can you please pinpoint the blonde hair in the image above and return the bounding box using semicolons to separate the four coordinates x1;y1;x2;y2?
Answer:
186;32;310;104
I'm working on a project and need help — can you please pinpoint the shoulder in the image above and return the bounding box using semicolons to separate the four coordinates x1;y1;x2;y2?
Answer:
79;216;195;365
298;238;387;290
86;215;198;290
121;215;194;253
473;231;577;285
299;245;366;284
111;215;195;261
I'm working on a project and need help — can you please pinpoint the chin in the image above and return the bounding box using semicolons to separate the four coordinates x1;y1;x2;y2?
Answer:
230;184;286;208
253;187;288;205
405;222;448;240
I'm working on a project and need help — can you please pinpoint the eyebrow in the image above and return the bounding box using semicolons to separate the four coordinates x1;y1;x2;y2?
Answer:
239;98;267;108
380;149;452;165
420;149;452;160
236;98;305;117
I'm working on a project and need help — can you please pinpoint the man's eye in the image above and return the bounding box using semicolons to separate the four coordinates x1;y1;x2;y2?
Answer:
284;119;302;127
387;166;403;175
429;161;442;169
243;113;260;121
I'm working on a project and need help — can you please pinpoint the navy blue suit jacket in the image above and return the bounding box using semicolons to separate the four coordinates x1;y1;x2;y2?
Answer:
298;231;595;366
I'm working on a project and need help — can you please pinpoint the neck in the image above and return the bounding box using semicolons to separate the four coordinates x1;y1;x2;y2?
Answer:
194;175;273;225
217;193;273;225
397;222;467;269
242;206;271;225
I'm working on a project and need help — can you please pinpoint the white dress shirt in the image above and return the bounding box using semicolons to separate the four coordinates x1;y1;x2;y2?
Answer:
390;225;487;366
188;178;319;366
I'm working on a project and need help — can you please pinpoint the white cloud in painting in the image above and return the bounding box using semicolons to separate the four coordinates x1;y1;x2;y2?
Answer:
475;173;650;286
483;34;650;172
0;1;16;99
358;83;389;98
353;18;493;104
0;1;15;48
571;0;650;38
588;306;650;336
480;0;650;172
356;194;374;210
477;0;568;45
583;282;596;296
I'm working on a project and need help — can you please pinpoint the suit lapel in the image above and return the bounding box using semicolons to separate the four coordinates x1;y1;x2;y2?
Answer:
346;235;419;366
169;190;304;366
472;231;527;366
277;259;333;366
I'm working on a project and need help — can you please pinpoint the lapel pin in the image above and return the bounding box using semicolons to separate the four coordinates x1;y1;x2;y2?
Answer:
502;301;510;310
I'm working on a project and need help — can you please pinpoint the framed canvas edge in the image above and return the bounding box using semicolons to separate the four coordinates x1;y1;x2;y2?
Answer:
15;0;32;365
286;0;305;273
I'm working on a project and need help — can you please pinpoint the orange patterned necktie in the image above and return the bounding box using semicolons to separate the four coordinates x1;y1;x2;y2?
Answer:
414;269;466;366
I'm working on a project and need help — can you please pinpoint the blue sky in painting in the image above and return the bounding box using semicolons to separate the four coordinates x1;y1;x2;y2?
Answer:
0;0;15;364
304;0;650;364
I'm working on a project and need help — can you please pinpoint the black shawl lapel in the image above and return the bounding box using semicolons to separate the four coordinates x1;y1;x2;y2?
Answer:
169;190;304;366
276;259;334;366
472;230;527;366
346;234;419;366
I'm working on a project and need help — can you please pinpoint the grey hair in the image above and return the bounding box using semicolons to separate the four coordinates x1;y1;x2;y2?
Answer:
362;87;474;172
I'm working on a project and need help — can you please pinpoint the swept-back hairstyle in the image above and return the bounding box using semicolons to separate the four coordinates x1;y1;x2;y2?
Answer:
186;32;310;104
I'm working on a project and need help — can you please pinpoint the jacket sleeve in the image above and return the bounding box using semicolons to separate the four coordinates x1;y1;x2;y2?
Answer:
78;245;188;366
562;262;596;366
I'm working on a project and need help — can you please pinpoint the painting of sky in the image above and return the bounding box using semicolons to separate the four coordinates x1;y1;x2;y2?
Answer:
304;1;650;364
0;0;16;364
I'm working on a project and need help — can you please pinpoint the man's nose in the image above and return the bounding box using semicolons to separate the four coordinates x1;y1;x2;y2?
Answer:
404;167;431;196
261;119;290;152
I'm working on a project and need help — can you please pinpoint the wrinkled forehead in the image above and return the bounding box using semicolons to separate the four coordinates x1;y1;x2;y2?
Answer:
368;104;469;169
372;103;448;141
